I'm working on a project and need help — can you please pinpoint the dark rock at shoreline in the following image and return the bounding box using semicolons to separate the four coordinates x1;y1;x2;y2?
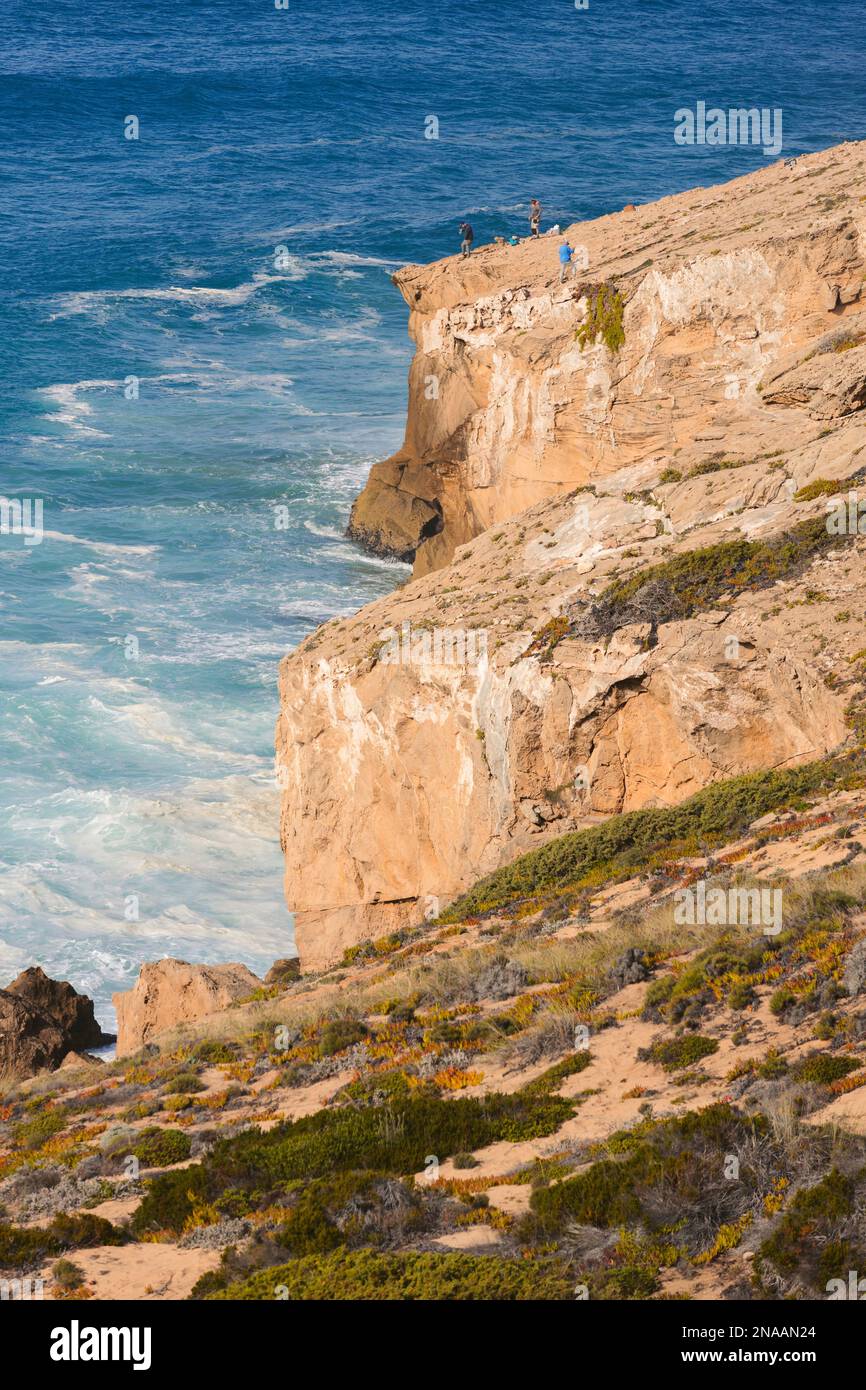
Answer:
0;989;68;1078
6;965;115;1049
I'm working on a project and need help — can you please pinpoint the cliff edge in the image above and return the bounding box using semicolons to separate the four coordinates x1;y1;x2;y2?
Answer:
348;144;866;577
283;142;866;970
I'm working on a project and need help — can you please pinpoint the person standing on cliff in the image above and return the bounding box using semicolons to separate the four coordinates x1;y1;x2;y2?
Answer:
529;198;542;236
558;241;576;282
458;221;474;256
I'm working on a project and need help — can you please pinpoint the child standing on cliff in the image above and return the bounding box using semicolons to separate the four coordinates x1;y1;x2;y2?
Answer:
529;198;542;236
458;221;474;256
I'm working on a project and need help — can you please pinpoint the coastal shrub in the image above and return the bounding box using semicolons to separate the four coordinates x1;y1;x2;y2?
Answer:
136;1086;574;1232
188;1040;239;1065
52;1258;87;1294
0;1222;60;1268
640;1035;719;1072
316;1019;369;1058
162;1072;206;1096
686;457;751;478
755;1169;859;1292
518;1051;592;1096
794;478;845;502
586;1265;660;1300
205;1089;574;1189
276;1171;424;1254
643;940;770;1023
12;1110;68;1151
791;1053;862;1086
592;515;834;635
522;516;837;666
526;1104;760;1242
440;750;866;921
49;1211;125;1249
277;1190;343;1257
206;1247;573;1300
132;1128;193;1168
130;1164;209;1236
0;1212;124;1268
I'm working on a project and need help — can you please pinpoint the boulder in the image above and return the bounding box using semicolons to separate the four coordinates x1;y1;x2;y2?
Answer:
59;1051;104;1071
6;965;114;1049
263;957;301;988
113;959;263;1057
0;989;67;1079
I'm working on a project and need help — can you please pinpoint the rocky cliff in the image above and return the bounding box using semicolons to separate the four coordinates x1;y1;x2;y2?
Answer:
281;142;866;971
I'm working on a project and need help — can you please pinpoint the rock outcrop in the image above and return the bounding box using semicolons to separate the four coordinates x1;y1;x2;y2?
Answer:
348;143;866;577
6;965;114;1051
263;958;301;988
0;990;68;1079
0;967;115;1079
282;142;866;971
113;959;262;1057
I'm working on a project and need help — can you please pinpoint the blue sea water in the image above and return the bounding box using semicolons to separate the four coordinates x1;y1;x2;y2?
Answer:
0;0;864;1028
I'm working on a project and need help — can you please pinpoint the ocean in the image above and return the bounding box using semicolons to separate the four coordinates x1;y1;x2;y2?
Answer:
0;0;863;1028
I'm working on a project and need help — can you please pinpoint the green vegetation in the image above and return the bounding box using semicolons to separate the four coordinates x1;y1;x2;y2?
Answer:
131;1165;208;1237
644;939;771;1022
575;283;625;354
518;1051;592;1096
162;1072;206;1096
205;1247;572;1300
594;515;835;633
315;1019;370;1057
187;1039;240;1064
131;1127;193;1168
275;1172;424;1258
0;1212;124;1269
52;1258;87;1293
440;749;866;921
755;1169;859;1292
132;1087;574;1235
686;457;751;478
525;1104;760;1242
791;1053;862;1086
794;478;846;502
641;1035;719;1072
12;1109;68;1151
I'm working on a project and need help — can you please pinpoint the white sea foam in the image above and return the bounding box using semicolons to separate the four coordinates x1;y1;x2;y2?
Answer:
261;219;354;240
49;270;308;320
42;532;158;556
40;379;115;436
311;250;401;269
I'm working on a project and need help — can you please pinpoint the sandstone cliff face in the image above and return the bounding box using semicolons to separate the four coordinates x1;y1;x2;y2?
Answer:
348;143;866;577
282;142;866;971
